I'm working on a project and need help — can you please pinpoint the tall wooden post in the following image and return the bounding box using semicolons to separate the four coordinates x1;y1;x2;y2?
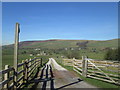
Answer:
14;23;20;89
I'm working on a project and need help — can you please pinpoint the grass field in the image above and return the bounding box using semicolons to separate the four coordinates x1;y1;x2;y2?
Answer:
2;54;50;70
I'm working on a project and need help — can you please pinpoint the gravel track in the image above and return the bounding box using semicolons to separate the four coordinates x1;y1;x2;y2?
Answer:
49;58;98;89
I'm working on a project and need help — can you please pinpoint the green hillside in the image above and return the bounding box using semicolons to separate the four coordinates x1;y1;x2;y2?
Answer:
2;39;119;68
21;40;85;49
87;39;118;49
21;39;118;49
3;39;118;49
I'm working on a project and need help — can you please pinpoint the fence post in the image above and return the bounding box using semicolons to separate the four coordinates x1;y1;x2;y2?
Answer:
37;58;39;67
28;59;30;77
41;58;42;67
73;58;75;70
82;56;85;76
34;57;36;68
4;65;9;89
84;56;88;77
82;56;88;77
13;68;16;90
29;58;31;76
39;58;41;67
38;58;41;67
22;60;25;84
35;58;38;69
25;59;28;83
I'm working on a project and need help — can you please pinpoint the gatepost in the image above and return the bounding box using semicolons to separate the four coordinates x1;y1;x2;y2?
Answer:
82;56;88;77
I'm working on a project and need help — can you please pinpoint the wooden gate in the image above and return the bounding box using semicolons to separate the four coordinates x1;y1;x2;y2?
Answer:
73;56;119;85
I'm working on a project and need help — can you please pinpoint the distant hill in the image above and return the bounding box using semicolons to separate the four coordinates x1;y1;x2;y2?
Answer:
2;39;119;49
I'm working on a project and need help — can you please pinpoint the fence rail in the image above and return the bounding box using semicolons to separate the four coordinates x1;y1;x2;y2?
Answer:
0;57;42;89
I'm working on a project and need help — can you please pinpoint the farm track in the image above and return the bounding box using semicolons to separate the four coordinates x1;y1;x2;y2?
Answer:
35;58;100;89
48;58;98;89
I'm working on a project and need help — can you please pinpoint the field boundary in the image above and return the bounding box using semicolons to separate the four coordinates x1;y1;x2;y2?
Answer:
0;57;42;89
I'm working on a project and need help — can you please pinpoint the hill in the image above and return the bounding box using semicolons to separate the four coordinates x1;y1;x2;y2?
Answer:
2;39;119;67
2;39;118;49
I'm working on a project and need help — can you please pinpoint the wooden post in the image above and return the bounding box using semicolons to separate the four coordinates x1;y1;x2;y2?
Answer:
82;56;85;76
73;58;75;70
36;58;38;67
84;58;88;77
25;59;28;83
35;58;37;69
4;65;9;89
38;58;40;67
22;60;25;84
82;56;88;77
37;58;39;67
29;58;31;76
23;60;27;84
73;58;75;65
39;58;41;67
41;58;42;67
28;59;30;77
14;23;20;89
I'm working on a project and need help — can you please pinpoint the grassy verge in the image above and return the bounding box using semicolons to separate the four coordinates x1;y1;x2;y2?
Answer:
54;57;119;89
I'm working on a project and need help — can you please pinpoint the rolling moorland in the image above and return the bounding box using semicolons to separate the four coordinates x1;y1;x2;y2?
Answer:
3;39;118;49
2;38;119;68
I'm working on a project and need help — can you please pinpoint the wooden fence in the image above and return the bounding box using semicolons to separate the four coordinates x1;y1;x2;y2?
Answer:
72;56;119;85
0;57;42;89
63;59;73;66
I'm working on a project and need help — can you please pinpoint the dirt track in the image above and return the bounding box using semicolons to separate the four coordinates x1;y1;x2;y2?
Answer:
49;58;98;89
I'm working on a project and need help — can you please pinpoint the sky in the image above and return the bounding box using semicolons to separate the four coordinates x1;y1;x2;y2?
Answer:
2;2;118;45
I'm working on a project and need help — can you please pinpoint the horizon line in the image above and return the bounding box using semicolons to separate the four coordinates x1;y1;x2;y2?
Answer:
2;38;119;46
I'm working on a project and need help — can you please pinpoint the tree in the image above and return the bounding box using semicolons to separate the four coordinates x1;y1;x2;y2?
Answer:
104;48;119;61
64;50;81;59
